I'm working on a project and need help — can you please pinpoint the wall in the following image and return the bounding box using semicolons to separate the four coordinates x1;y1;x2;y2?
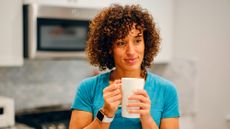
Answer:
0;60;93;110
173;0;230;129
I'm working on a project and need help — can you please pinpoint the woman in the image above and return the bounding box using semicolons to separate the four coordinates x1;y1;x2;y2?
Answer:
69;4;180;129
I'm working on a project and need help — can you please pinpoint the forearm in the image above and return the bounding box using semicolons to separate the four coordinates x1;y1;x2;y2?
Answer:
140;115;159;129
83;118;111;129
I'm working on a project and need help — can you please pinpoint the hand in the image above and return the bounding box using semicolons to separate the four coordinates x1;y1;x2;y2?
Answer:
102;80;122;117
127;89;151;119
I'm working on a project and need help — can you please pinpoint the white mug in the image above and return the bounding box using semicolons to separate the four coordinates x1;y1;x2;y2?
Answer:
121;78;144;118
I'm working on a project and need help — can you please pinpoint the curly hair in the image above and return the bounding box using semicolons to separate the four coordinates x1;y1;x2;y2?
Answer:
86;4;160;71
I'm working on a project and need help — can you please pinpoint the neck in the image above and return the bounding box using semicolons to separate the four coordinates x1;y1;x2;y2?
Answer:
110;68;145;81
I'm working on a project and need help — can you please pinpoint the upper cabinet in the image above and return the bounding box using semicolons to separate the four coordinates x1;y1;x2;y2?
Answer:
0;0;23;66
23;0;174;63
139;0;174;63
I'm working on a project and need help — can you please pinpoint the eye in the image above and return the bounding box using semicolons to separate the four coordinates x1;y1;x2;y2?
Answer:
116;41;126;47
134;38;142;44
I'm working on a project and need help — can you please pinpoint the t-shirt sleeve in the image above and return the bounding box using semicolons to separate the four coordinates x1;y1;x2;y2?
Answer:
71;79;93;113
162;83;180;118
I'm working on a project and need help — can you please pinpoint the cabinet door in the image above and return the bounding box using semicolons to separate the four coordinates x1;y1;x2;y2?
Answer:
0;0;23;66
138;0;174;63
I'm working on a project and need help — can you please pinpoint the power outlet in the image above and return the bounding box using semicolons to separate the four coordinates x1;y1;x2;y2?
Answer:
0;107;4;115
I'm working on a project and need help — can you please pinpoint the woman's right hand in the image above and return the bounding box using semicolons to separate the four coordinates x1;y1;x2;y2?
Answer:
101;80;122;117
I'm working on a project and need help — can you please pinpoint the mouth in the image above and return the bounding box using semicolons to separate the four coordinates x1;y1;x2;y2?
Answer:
124;58;137;64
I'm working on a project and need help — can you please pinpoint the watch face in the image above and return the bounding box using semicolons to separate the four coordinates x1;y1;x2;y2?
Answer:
96;110;104;121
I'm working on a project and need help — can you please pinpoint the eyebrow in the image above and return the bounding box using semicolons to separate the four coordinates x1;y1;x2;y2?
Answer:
115;33;143;42
135;33;143;38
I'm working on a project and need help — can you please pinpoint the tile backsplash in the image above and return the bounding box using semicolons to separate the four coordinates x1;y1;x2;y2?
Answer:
0;58;197;116
0;59;93;111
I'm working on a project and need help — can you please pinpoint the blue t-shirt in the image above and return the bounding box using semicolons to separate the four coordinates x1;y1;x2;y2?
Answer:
71;71;180;128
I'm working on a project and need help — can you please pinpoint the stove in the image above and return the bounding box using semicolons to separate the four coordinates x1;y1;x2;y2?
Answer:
15;105;71;129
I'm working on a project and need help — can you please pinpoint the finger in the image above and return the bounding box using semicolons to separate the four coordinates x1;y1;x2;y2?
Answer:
128;109;149;114
114;79;122;84
134;89;149;98
127;102;149;109
107;94;122;103
104;88;121;98
114;80;122;90
128;95;150;103
103;83;120;92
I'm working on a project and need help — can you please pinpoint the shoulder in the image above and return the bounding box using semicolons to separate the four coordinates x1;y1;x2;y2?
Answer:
147;71;177;94
77;71;110;90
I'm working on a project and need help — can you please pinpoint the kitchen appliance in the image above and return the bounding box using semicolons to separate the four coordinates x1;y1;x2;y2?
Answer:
0;96;15;128
23;4;100;59
16;104;71;129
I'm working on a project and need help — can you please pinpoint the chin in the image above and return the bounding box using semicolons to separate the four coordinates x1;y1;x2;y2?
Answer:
124;65;141;71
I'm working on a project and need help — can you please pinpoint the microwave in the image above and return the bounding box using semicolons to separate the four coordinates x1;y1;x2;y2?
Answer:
23;4;100;59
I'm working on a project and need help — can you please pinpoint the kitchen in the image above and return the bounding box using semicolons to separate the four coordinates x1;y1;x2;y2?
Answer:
0;0;230;129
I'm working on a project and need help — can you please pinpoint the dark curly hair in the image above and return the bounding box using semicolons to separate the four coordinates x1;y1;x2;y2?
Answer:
86;4;160;71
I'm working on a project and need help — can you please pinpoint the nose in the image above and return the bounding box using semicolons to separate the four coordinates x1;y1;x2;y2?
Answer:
126;42;135;56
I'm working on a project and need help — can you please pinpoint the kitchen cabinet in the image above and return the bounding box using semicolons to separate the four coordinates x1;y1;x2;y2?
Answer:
138;0;174;63
23;0;174;63
23;0;111;8
0;0;23;66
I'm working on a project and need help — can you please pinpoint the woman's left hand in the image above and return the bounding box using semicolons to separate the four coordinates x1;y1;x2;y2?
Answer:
127;89;151;120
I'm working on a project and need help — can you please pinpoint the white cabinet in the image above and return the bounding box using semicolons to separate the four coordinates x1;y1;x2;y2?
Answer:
0;0;23;66
23;0;173;63
24;0;109;8
139;0;174;63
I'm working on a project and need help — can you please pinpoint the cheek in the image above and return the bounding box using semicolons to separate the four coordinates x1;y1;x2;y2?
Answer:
137;44;145;55
113;50;123;60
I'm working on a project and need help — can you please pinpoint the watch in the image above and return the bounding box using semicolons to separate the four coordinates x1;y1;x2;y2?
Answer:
96;109;114;123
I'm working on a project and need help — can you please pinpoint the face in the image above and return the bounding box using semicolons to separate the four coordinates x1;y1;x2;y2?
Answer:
112;27;145;72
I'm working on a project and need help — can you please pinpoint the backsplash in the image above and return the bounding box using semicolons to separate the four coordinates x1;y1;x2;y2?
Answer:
0;58;197;116
0;59;94;111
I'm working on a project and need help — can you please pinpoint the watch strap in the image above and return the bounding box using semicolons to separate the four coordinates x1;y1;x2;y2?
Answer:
96;109;114;123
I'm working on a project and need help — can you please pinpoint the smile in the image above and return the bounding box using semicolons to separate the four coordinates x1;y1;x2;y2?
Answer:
124;58;137;64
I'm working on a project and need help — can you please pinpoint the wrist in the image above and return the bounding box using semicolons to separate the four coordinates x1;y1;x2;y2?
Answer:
140;114;152;122
101;107;115;118
140;114;159;129
96;109;115;123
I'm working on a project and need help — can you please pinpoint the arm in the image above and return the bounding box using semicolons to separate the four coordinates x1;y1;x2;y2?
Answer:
139;113;179;129
69;110;111;129
140;114;159;129
127;90;179;129
69;80;122;129
128;90;159;129
160;118;179;129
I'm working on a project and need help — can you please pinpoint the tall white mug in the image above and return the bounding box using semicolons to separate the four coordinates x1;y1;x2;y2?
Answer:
121;78;145;118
